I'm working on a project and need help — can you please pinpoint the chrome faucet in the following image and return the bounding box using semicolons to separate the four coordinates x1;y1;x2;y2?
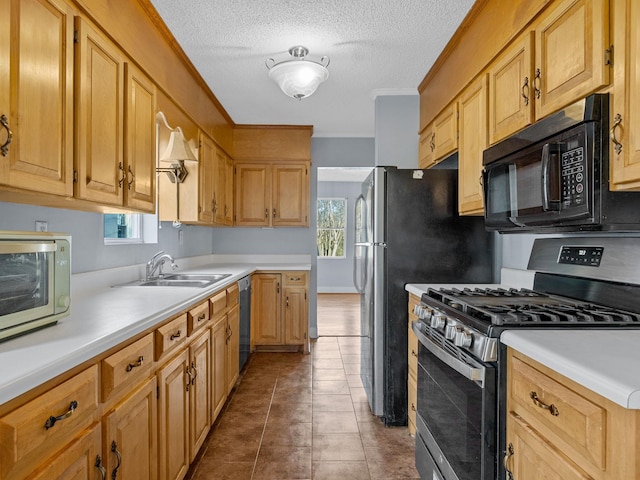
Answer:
146;251;178;280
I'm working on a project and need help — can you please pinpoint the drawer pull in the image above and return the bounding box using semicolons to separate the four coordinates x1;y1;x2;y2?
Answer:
44;400;78;429
95;455;107;480
111;441;122;480
0;114;13;156
170;330;181;341
411;403;416;412
504;443;514;480
190;361;198;385
529;391;559;416
411;350;417;358
197;313;206;322
125;355;144;372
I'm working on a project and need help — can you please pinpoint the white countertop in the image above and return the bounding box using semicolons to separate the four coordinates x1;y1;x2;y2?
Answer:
0;255;311;406
501;330;640;409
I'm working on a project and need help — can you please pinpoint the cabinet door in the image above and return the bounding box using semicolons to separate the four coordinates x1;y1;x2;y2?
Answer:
505;412;592;480
418;126;436;169
610;0;640;190
103;376;158;480
458;75;488;215
211;315;228;421
212;147;226;225
224;155;234;225
432;102;458;161
74;17;125;206
252;273;281;344
189;330;210;462
534;0;609;120
235;163;270;226
488;32;535;144
157;350;189;480
272;164;309;226
124;63;156;212
226;304;240;392
198;133;215;223
0;0;74;196
26;423;102;480
283;286;307;346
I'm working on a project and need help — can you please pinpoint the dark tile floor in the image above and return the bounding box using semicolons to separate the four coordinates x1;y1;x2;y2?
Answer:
187;336;419;479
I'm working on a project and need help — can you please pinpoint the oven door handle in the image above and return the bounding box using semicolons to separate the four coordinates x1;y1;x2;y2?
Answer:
412;322;486;387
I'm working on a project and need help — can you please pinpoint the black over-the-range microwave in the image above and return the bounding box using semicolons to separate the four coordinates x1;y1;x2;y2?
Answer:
482;93;640;233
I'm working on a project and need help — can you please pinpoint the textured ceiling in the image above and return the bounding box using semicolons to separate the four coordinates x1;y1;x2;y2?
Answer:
148;0;474;137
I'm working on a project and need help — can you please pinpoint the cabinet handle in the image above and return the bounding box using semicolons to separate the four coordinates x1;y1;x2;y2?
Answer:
125;355;144;372
429;132;435;152
533;68;541;99
286;296;289;307
410;403;416;412
521;76;529;106
117;162;126;188
44;400;78;429
185;365;192;392
190;361;198;385
277;282;280;294
611;113;622;155
273;208;276;218
197;313;206;322
0;114;13;157
503;443;514;480
95;455;107;480
110;441;122;480
265;208;269;219
170;330;181;341
227;325;232;341
529;391;559;416
127;165;135;190
411;350;417;358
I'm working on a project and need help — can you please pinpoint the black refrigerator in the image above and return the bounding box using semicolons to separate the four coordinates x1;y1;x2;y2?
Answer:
353;166;494;425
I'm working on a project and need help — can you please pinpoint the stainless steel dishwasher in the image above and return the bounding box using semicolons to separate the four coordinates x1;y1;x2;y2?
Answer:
238;275;251;371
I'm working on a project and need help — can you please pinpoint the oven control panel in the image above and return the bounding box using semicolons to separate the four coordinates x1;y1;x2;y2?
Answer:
558;245;603;267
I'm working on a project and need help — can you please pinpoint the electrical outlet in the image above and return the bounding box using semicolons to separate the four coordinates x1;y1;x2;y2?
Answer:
35;221;48;232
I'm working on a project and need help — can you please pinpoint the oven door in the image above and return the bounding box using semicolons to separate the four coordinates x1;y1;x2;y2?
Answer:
483;124;594;231
413;324;496;480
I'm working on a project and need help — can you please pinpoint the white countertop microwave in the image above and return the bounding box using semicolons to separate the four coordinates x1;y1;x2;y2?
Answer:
0;231;71;341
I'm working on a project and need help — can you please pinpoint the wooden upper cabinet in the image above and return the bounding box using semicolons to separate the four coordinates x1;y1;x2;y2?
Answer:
75;16;157;212
198;132;215;223
533;0;609;120
74;16;125;206
432;102;458;161
610;0;640;190
124;63;156;212
235;163;270;226
272;164;308;226
458;75;488;216
224;155;234;225
0;0;75;197
213;147;227;225
488;32;535;144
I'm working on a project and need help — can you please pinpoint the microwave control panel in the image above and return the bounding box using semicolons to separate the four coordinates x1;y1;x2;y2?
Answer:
561;146;585;207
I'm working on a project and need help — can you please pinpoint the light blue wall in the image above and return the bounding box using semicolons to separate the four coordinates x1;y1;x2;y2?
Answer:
0;202;214;273
374;94;419;168
316;181;362;292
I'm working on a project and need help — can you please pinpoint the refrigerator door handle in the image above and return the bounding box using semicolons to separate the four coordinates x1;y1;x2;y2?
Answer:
353;244;366;293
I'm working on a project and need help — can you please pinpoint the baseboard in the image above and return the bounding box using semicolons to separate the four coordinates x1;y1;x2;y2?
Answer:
317;287;359;293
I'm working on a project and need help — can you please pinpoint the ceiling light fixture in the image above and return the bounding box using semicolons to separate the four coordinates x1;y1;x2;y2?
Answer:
266;46;330;100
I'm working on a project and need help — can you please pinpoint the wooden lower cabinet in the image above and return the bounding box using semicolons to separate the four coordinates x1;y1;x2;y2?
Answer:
226;304;240;393
252;271;308;353
211;314;229;420
188;330;211;462
505;348;640;480
407;293;420;436
103;376;158;480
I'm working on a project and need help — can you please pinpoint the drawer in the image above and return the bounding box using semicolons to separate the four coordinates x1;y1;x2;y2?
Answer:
283;272;307;286
102;333;154;402
188;300;210;336
155;313;188;360
226;283;239;307
408;326;418;382
0;366;99;480
210;290;227;319
408;376;417;437
510;353;606;469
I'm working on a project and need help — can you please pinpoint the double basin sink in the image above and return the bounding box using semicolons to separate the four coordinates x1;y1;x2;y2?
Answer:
116;273;231;288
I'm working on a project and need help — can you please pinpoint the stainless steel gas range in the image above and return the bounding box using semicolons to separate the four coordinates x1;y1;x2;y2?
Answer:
411;236;640;480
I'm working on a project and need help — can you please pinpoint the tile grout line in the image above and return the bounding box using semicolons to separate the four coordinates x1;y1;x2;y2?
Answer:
249;365;280;480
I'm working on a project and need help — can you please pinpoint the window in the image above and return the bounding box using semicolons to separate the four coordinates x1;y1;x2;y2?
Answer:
317;198;346;258
104;214;142;244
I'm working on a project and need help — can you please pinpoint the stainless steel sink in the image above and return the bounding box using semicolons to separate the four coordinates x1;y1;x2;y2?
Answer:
114;273;231;288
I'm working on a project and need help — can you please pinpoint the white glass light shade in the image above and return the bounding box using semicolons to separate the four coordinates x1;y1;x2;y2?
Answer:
160;129;198;163
268;60;329;99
